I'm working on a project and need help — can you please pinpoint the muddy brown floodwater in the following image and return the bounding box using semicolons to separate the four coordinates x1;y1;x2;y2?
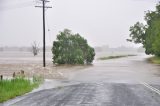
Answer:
0;51;160;106
0;51;89;79
1;51;160;106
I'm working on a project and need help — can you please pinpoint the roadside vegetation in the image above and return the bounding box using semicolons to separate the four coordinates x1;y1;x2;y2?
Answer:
98;55;136;60
127;2;160;64
0;76;43;103
52;29;95;65
148;56;160;64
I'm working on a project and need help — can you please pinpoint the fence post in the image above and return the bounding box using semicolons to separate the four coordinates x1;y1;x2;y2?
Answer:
0;75;3;80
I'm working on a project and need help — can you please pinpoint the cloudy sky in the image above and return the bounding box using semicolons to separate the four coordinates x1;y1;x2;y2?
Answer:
0;0;159;47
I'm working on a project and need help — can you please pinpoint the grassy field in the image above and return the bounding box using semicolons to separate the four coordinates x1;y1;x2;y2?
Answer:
148;56;160;64
98;55;137;60
0;77;42;103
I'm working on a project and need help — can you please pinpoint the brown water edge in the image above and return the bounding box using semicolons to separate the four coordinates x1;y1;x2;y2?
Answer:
0;51;139;79
0;63;91;79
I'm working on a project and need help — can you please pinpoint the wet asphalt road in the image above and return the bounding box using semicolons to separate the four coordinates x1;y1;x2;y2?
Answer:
2;55;160;106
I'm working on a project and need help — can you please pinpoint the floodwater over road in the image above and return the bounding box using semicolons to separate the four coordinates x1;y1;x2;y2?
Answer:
70;54;160;84
1;53;160;106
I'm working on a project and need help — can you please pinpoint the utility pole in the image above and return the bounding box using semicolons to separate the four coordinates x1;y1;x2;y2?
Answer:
35;0;52;67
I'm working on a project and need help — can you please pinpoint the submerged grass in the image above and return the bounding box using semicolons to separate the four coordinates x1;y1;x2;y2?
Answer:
148;56;160;64
0;77;43;103
98;54;137;60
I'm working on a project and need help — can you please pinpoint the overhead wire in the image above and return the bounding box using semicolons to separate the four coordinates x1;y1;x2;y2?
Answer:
0;0;53;46
0;0;38;11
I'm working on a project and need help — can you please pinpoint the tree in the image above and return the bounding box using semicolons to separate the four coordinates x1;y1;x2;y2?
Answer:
127;2;160;56
52;29;95;65
127;22;146;44
31;41;40;56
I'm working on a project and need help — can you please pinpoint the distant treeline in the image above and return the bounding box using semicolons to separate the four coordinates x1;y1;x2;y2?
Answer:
94;45;145;53
0;46;145;53
0;46;52;52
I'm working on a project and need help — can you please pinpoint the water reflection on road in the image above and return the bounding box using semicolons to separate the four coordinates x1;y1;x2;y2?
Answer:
71;54;160;84
3;53;160;106
36;54;160;92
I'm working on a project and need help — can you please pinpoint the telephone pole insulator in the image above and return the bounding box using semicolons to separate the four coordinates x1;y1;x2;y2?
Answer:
35;0;52;67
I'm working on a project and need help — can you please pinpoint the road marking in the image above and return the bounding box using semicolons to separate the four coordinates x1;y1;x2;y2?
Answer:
140;82;160;95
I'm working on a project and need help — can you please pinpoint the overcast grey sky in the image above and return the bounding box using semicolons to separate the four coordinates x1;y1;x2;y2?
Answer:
0;0;158;47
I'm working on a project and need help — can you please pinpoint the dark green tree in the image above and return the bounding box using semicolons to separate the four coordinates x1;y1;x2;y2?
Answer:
127;2;160;56
52;29;95;65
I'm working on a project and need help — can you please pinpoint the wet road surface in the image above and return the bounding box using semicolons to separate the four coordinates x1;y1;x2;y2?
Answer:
2;54;160;106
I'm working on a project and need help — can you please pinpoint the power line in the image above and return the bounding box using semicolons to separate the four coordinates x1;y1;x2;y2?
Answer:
0;0;35;11
35;0;52;67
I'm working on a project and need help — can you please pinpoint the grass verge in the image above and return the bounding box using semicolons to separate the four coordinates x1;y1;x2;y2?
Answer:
148;56;160;64
0;76;43;103
98;55;137;60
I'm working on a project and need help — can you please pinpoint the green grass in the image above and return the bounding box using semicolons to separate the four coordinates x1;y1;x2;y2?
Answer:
0;77;43;103
148;56;160;64
98;55;137;60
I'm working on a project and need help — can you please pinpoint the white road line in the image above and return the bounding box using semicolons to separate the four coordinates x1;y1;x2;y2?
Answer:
140;82;160;95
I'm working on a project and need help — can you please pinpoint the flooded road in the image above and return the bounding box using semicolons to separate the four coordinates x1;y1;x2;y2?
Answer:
69;54;160;84
2;54;160;106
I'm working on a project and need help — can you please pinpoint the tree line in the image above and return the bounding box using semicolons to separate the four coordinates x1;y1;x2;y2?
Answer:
127;2;160;56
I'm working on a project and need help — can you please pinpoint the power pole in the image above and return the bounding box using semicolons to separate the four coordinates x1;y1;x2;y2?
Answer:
35;0;52;67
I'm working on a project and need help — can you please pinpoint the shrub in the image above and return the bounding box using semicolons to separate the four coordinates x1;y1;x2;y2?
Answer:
52;29;95;65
